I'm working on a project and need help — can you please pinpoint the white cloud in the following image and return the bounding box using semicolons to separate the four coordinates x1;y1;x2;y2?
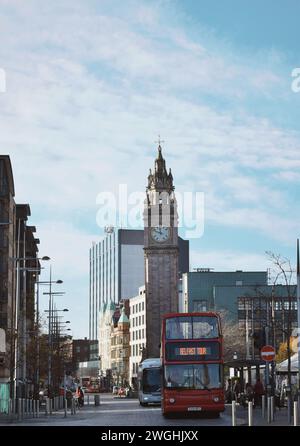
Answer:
190;249;270;272
0;0;299;336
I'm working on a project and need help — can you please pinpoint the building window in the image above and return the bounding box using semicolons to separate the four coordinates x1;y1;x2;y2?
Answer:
139;303;141;312
142;315;144;325
238;320;245;329
142;329;144;338
139;316;141;325
142;301;144;311
236;281;243;286
193;300;207;312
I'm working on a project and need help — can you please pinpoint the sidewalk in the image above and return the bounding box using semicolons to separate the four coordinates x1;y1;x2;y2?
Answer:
0;404;81;425
236;405;293;426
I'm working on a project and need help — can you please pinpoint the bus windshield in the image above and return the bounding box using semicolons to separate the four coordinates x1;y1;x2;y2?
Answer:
164;364;222;390
166;316;219;340
142;368;161;393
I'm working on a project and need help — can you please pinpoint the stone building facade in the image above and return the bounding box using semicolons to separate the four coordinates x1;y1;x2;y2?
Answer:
0;156;16;385
129;286;146;386
111;306;130;386
143;146;179;357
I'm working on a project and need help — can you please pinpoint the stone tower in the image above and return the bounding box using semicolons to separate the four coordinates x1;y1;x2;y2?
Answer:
144;145;179;358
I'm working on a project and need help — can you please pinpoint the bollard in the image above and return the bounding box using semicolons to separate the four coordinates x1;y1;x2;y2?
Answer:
287;396;292;424
64;398;67;418
22;399;25;420
17;399;21;420
232;400;236;426
88;395;90;406
262;395;266;419
294;401;298;426
267;397;271;423
248;401;253;426
45;397;48;416
37;399;40;418
271;396;274;422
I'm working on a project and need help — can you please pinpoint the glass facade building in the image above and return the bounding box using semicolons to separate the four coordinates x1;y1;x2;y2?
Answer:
89;229;189;341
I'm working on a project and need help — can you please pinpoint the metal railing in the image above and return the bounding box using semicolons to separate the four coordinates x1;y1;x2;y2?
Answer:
0;395;80;422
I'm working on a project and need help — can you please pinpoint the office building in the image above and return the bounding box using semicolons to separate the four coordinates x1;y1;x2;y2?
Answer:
180;269;268;315
89;228;189;341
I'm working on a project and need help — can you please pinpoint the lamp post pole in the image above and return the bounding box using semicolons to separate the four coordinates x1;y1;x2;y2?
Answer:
48;266;52;396
297;239;300;399
13;258;20;402
36;280;40;398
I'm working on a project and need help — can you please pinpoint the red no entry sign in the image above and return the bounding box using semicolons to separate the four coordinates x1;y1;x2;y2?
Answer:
261;345;275;362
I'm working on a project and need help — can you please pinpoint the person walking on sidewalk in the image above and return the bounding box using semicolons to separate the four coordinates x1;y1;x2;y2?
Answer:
254;378;265;408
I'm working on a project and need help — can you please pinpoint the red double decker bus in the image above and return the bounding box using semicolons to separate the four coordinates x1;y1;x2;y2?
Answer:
161;312;225;417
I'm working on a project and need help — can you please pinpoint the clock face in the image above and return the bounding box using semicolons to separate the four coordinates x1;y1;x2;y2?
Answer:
151;226;170;243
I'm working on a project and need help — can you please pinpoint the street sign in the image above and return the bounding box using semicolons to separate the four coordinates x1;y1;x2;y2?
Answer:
261;345;275;362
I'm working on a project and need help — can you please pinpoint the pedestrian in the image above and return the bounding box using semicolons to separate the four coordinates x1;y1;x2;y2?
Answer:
225;379;233;403
253;377;265;408
233;379;241;402
76;386;84;407
245;382;254;403
66;388;73;408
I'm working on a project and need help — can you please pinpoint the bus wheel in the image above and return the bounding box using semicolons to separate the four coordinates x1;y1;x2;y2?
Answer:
140;402;148;407
211;412;220;418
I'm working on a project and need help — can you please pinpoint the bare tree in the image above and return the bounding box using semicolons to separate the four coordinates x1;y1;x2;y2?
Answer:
266;251;296;393
219;311;246;362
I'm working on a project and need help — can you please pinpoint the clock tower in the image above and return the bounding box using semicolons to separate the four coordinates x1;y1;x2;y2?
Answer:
144;144;179;358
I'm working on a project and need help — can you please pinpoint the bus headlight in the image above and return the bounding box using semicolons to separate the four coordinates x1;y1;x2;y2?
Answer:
213;397;219;402
169;398;175;404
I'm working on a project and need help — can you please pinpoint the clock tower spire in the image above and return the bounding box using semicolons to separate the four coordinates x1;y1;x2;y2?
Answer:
144;143;179;358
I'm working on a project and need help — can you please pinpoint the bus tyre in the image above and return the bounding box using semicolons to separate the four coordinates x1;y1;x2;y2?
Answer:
211;412;220;418
140;402;147;407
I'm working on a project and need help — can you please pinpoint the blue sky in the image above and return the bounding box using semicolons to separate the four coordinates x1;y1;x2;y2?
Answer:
0;0;299;338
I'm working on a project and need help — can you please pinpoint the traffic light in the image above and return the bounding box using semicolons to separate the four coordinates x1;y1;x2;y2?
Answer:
252;330;266;349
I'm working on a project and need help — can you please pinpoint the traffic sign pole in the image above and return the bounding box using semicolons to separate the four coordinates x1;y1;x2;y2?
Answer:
261;346;276;395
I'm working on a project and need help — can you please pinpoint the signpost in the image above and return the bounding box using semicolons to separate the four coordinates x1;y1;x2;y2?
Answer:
261;345;275;362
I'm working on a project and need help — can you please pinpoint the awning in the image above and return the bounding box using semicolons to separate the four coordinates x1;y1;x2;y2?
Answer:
276;353;299;373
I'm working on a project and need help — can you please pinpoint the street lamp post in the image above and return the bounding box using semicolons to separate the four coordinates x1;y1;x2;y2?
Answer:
296;239;300;401
34;278;62;398
42;278;65;396
12;255;50;402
